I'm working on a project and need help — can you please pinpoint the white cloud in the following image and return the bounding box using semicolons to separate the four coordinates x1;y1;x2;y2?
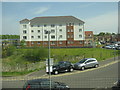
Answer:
84;11;118;34
33;7;49;15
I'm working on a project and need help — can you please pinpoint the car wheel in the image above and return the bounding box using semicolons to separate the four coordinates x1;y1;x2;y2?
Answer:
94;64;99;68
54;71;58;75
69;68;74;72
81;67;85;71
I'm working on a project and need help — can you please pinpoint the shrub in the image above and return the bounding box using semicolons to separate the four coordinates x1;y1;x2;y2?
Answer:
23;47;48;62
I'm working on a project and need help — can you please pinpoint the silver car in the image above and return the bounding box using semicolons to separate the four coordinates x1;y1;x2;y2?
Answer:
74;58;99;70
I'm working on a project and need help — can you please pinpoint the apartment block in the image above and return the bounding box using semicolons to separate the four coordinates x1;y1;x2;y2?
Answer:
19;16;85;47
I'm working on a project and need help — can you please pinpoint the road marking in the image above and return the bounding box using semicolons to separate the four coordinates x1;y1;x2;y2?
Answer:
2;60;120;81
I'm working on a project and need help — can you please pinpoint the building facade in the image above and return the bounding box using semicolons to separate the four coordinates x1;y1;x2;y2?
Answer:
84;31;94;46
20;16;85;47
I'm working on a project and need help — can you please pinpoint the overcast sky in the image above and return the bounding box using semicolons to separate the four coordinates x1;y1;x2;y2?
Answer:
1;1;118;35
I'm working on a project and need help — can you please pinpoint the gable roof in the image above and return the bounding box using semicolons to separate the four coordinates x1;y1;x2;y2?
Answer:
20;16;85;25
19;19;30;24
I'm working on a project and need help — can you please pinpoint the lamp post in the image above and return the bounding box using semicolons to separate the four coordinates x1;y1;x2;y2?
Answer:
45;30;51;90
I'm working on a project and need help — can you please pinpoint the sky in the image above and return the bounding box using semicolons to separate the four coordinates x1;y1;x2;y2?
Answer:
1;1;119;35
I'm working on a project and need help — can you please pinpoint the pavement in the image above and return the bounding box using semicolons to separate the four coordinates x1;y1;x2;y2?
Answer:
2;56;120;81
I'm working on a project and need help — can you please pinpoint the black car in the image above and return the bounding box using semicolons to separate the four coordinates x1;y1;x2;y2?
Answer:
112;80;120;90
23;79;69;90
47;61;74;75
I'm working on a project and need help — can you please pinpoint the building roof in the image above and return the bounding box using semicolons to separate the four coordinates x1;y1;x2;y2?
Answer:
19;19;30;24
20;16;85;25
85;31;93;35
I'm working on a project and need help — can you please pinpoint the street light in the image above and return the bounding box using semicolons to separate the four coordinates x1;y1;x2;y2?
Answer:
45;30;51;90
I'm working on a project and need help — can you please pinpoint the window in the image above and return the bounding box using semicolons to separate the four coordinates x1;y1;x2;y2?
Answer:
51;35;55;39
51;29;55;33
59;29;62;32
38;36;40;38
67;41;70;44
31;30;34;33
80;41;83;44
23;30;27;34
23;36;27;39
71;41;74;44
79;29;82;32
44;30;48;34
51;42;55;45
69;23;71;26
37;25;40;27
44;24;47;27
38;30;40;33
59;35;62;38
23;25;27;28
31;36;34;38
59;24;62;26
59;41;62;44
44;36;47;38
51;24;55;27
37;42;40;44
68;30;70;32
79;23;83;26
31;25;33;27
67;35;70;38
31;42;34;44
79;35;82;38
71;29;73;32
44;42;47;45
71;35;74;38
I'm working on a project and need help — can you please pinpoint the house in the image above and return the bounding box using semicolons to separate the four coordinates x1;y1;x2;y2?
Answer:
19;16;85;47
84;31;94;46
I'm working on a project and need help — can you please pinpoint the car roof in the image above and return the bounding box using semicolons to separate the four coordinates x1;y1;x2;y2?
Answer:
85;58;97;60
59;61;70;63
27;79;50;84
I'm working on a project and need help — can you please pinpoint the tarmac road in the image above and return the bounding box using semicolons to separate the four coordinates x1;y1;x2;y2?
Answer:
2;57;120;89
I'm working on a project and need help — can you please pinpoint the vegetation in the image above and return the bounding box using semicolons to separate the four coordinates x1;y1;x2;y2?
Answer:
0;35;20;39
51;48;118;63
2;42;119;76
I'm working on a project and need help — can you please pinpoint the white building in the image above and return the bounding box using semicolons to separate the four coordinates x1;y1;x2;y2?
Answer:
20;16;85;47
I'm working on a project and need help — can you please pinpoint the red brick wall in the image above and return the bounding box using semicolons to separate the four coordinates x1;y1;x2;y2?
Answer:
26;40;84;47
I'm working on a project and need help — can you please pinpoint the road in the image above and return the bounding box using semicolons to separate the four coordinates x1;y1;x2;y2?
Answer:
2;57;120;89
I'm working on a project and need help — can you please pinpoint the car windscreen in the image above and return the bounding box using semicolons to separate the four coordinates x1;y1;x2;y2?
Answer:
79;59;87;63
54;62;64;66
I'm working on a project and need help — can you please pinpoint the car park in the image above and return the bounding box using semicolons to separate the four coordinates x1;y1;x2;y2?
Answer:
47;61;74;75
104;45;116;49
74;58;99;70
23;78;69;90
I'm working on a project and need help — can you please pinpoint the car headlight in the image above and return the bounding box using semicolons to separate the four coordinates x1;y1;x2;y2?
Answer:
53;68;56;70
66;85;69;88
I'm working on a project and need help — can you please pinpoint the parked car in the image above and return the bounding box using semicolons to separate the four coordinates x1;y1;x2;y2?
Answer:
23;78;69;90
104;45;116;49
74;58;99;70
116;46;120;50
47;61;74;75
112;80;120;90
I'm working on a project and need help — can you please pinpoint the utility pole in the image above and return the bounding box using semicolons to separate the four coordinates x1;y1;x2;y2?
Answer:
45;31;51;90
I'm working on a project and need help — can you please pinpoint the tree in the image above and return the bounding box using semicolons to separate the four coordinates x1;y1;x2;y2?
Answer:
20;40;26;48
98;32;105;36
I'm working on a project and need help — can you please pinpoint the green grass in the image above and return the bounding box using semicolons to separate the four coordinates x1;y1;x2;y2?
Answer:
51;48;118;63
2;48;118;76
2;70;34;77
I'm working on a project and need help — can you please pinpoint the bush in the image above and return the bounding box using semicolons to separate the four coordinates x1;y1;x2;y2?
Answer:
23;47;48;62
2;45;16;58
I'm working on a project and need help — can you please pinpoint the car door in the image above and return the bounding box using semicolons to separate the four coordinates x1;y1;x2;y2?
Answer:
59;63;66;72
85;60;92;68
